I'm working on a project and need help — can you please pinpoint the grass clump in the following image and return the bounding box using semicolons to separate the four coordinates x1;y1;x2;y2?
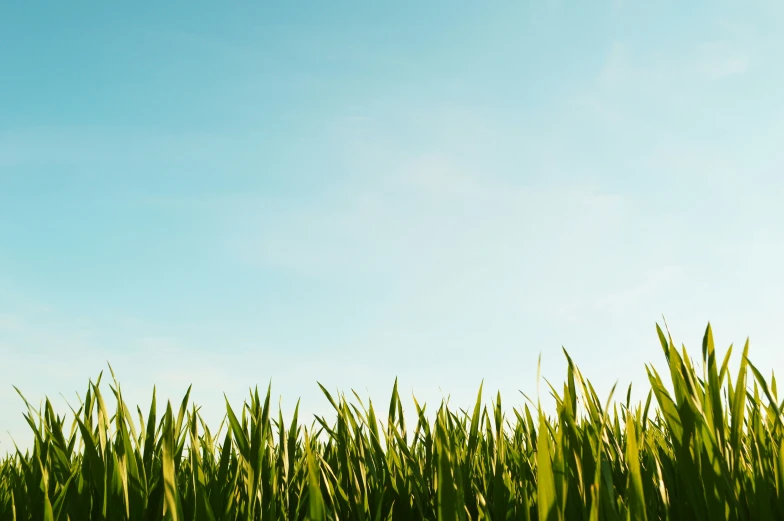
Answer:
1;322;783;520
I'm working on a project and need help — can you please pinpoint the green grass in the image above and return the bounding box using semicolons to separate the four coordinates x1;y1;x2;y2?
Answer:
2;322;783;520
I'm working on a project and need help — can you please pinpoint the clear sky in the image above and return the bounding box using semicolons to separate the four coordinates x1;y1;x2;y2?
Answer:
2;1;784;452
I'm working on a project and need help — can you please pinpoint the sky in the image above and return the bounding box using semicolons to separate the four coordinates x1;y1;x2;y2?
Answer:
2;1;784;452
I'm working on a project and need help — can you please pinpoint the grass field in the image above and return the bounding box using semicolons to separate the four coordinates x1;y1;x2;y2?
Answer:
1;322;782;520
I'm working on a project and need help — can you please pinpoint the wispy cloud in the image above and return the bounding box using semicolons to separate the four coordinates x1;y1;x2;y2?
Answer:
225;154;631;285
695;42;749;79
598;39;750;92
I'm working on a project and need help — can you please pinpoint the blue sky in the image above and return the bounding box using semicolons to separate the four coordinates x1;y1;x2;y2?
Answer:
2;1;784;451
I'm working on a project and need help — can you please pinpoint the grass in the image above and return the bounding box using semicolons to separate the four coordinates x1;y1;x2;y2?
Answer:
1;322;783;520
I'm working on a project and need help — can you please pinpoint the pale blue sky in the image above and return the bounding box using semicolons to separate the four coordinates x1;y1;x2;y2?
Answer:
2;1;784;451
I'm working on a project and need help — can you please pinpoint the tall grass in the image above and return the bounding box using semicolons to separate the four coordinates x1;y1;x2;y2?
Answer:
1;323;783;520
